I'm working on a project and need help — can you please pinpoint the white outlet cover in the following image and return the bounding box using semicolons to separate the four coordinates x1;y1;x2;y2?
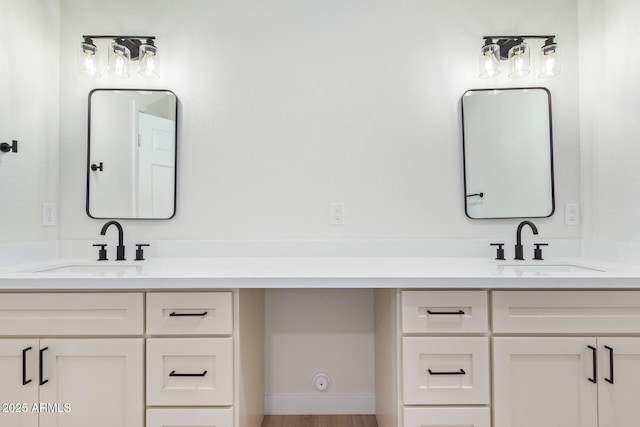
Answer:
564;203;579;226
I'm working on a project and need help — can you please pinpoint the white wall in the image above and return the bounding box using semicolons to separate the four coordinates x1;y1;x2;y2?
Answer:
58;0;581;243
0;0;59;244
53;0;582;411
264;289;374;414
579;0;640;245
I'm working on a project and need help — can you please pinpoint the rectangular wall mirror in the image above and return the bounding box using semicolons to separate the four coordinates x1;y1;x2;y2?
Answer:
461;87;554;219
87;89;177;219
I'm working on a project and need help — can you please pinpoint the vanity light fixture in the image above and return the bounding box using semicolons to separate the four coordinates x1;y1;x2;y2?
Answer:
78;35;159;79
479;35;559;79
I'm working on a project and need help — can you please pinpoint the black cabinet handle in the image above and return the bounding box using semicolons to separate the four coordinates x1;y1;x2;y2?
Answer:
22;347;32;385
169;370;207;377
427;310;465;315
428;368;466;375
39;347;49;386
169;311;208;317
588;345;597;384
605;346;614;384
91;162;103;171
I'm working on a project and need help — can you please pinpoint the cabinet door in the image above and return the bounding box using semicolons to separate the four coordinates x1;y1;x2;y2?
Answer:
38;339;143;427
598;338;640;427
146;408;233;427
147;338;233;406
493;337;598;427
403;407;490;427
0;339;39;427
402;337;490;404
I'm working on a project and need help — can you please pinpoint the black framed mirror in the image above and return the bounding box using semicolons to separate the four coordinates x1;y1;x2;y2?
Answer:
86;89;178;219
461;87;555;219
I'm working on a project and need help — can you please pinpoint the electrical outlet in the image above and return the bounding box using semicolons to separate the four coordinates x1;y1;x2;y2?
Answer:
330;203;344;225
565;203;579;226
42;203;57;226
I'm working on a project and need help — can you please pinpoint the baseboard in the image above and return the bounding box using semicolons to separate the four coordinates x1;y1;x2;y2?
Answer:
264;394;375;415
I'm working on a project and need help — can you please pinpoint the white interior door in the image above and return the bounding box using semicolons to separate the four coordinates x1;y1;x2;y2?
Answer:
137;112;175;218
598;338;640;427
493;337;598;427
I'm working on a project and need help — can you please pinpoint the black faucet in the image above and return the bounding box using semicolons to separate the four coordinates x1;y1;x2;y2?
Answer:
100;220;126;261
514;220;538;260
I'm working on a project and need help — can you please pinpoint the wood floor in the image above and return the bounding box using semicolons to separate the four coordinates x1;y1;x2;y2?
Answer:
262;415;378;427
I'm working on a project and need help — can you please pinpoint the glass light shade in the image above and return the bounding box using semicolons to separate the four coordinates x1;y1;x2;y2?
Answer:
538;43;560;78
108;42;131;78
138;43;159;79
508;42;530;78
78;41;101;78
479;43;501;79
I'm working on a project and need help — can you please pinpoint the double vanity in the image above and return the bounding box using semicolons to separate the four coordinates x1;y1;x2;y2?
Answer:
1;240;640;427
0;84;632;426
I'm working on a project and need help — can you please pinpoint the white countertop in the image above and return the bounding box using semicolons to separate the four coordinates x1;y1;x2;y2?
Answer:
1;256;640;290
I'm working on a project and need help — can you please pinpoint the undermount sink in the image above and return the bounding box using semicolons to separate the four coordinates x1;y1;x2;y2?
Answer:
497;264;604;273
32;264;142;274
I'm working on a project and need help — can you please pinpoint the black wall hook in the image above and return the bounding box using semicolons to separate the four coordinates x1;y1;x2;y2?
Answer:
0;140;18;153
91;162;103;171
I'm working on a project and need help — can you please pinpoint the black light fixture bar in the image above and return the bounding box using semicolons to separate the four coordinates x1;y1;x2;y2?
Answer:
82;35;155;40
483;35;556;60
83;35;156;60
483;35;555;40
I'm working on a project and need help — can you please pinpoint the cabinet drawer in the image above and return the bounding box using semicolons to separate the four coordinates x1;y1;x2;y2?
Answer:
146;292;233;335
0;293;143;335
401;291;488;333
146;338;233;406
402;337;490;405
146;408;233;427
404;407;490;427
493;291;640;333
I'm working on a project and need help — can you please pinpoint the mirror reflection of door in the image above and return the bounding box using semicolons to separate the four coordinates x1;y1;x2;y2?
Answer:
87;89;177;219
137;112;175;218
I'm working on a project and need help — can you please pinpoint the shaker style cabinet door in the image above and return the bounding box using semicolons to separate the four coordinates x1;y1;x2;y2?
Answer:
404;407;490;427
403;337;490;405
146;338;233;406
146;408;233;427
38;338;144;427
0;339;39;427
493;337;598;427
598;338;640;427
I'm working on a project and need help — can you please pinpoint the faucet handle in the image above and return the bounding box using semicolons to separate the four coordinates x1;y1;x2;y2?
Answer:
533;243;548;260
92;244;108;261
490;243;506;260
135;244;150;261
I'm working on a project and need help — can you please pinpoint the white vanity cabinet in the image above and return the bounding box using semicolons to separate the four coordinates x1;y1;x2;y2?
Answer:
145;290;264;427
492;291;640;427
0;293;144;427
375;290;491;427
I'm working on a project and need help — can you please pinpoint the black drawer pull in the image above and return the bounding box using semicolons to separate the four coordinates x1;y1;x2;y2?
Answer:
427;310;465;315
588;345;597;384
39;347;49;386
169;311;208;317
605;346;614;384
169;370;208;377
428;368;466;375
22;347;32;385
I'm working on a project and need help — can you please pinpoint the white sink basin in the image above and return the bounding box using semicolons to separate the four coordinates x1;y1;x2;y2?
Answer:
497;264;604;273
32;264;142;274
